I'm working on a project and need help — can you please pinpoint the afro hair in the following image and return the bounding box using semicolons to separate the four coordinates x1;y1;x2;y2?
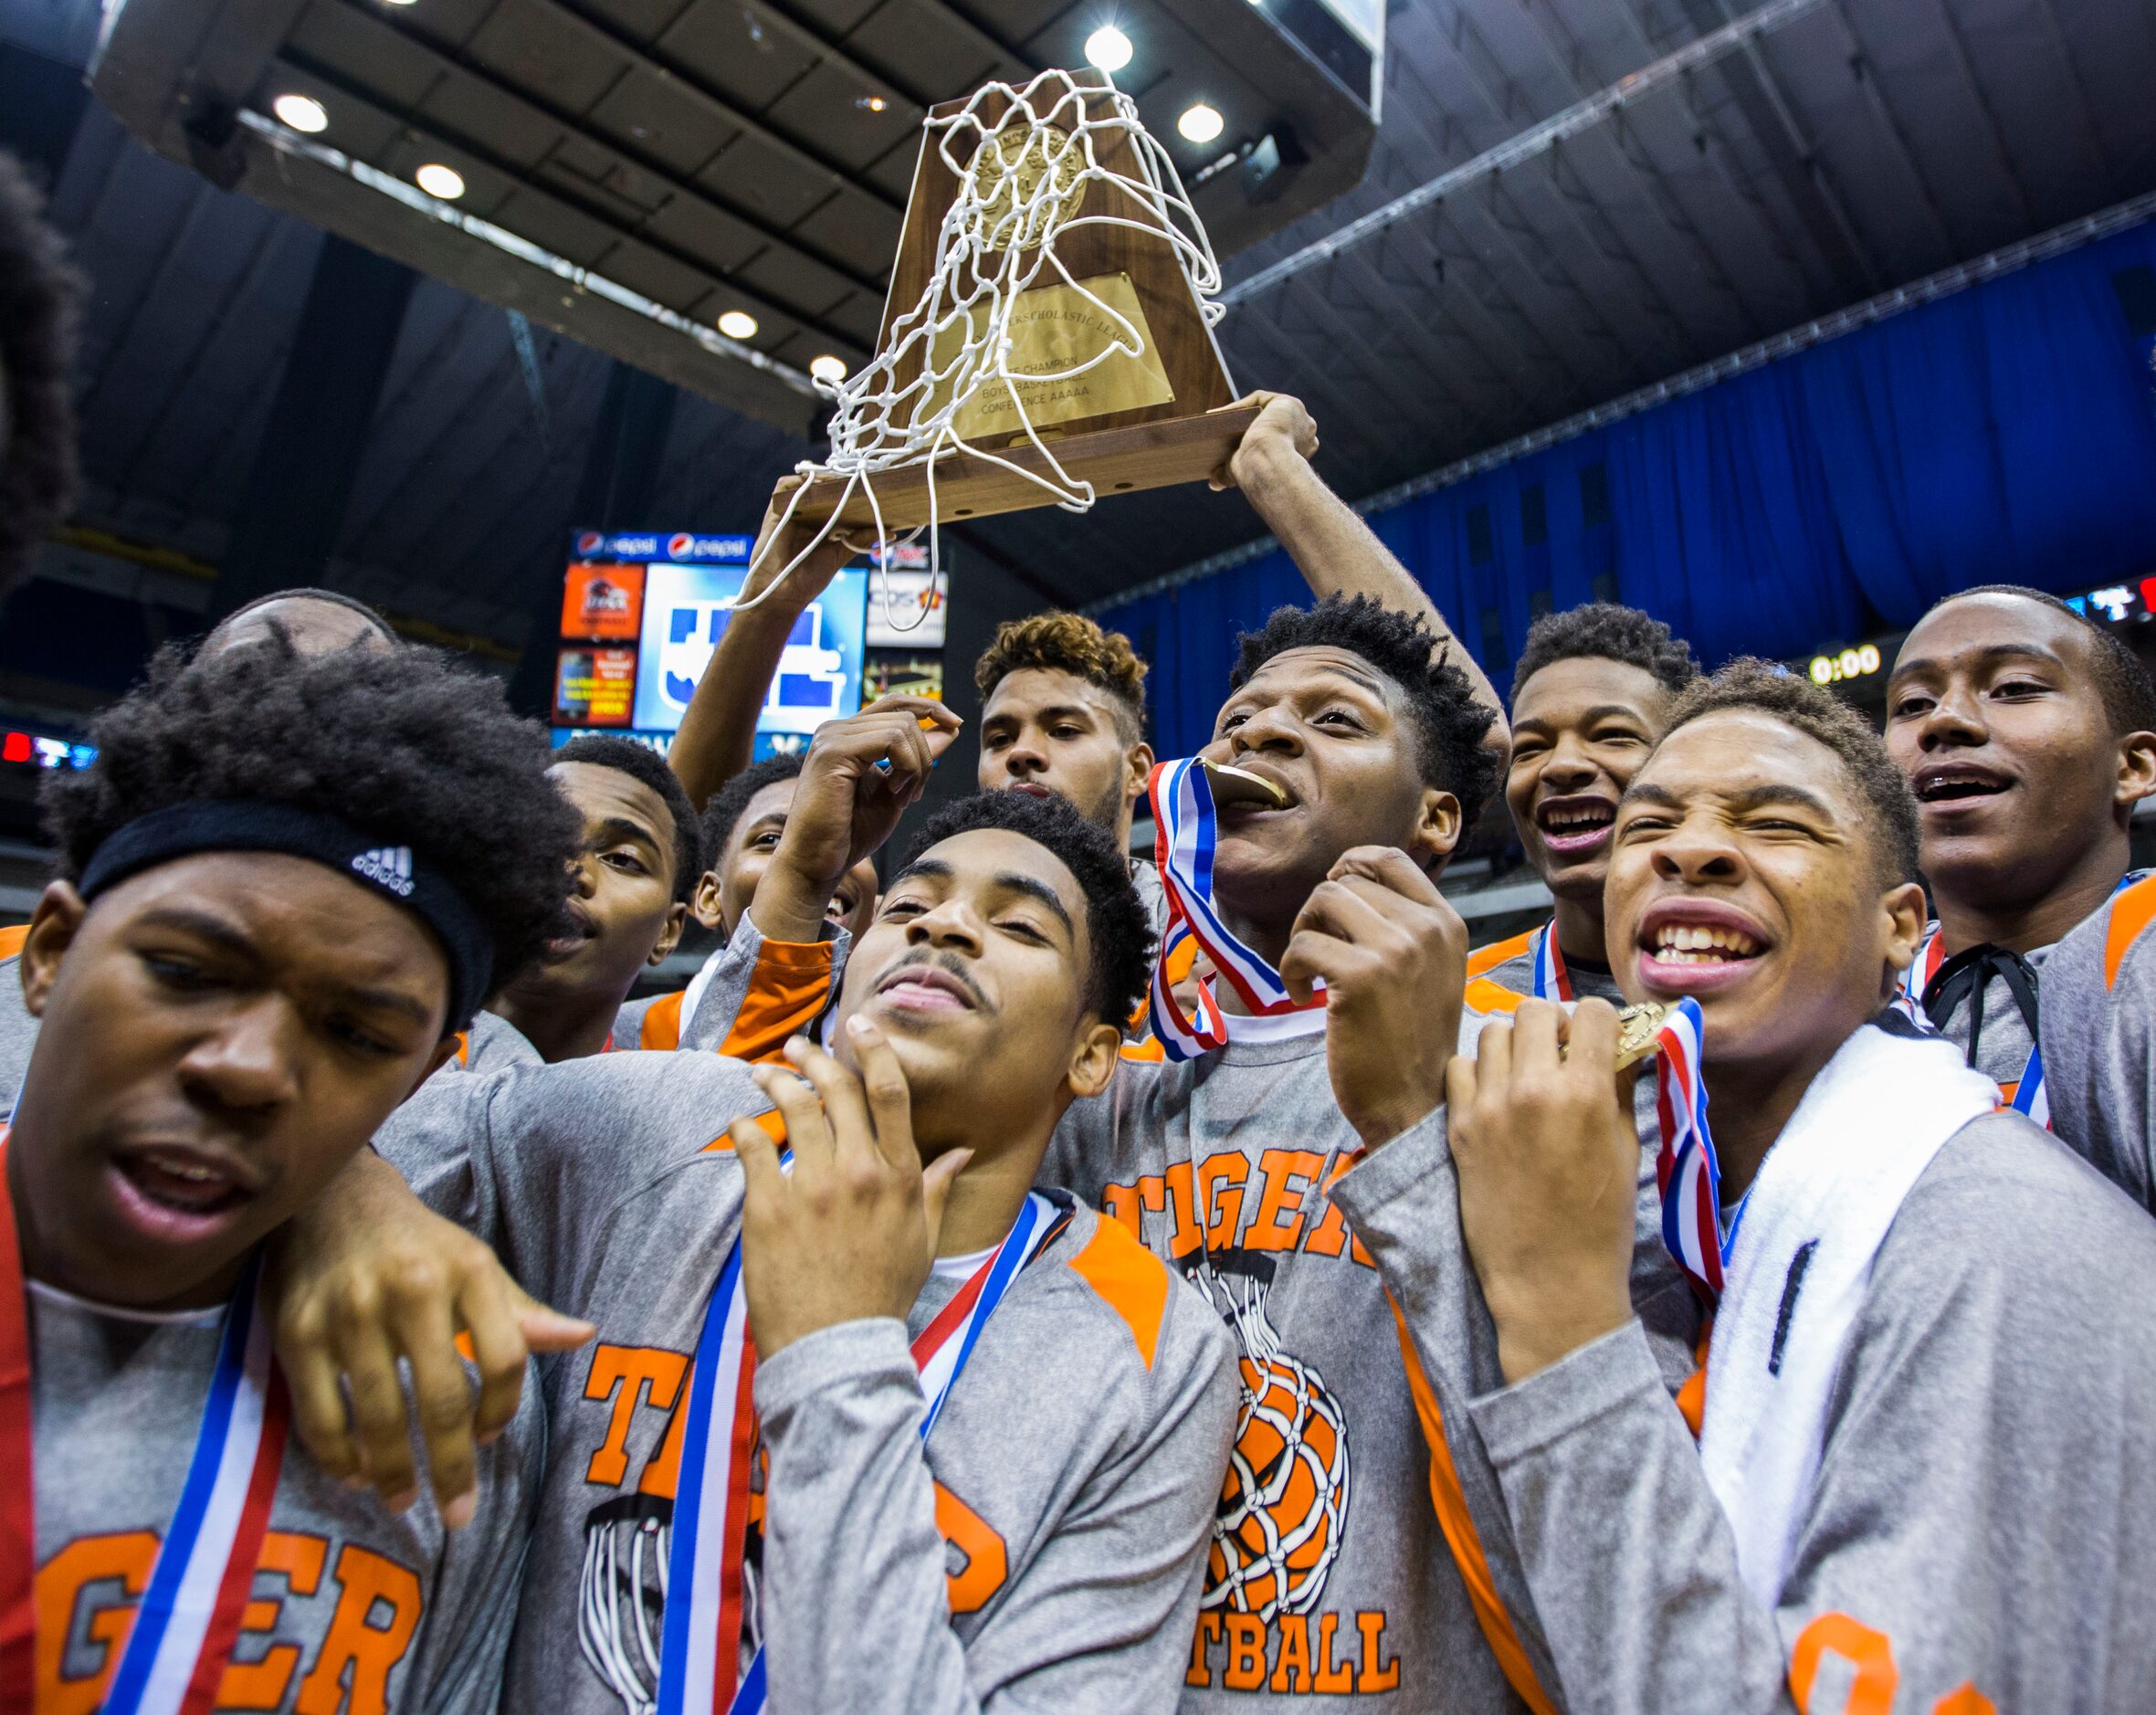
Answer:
1661;658;1922;887
974;612;1149;744
1510;602;1700;701
1229;595;1501;826
1923;584;2156;739
553;732;702;904
0;152;82;605
41;631;580;1023
700;753;807;875
900;789;1153;1035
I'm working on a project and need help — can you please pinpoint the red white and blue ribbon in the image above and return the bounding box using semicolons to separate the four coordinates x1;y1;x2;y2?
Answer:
0;1130;288;1715
657;1186;1061;1715
1145;757;1324;1061
1890;926;1947;1026
1529;921;1572;1002
1652;999;1740;1303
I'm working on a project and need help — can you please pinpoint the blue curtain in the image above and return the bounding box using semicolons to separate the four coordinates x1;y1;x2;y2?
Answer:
1106;216;2156;759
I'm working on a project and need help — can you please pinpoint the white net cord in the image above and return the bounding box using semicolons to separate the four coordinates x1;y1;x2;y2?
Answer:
729;68;1225;635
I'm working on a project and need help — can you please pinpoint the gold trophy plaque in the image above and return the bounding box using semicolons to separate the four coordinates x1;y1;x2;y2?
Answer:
795;70;1258;534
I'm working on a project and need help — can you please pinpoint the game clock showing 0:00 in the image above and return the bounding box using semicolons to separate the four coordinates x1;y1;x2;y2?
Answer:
1808;644;1881;686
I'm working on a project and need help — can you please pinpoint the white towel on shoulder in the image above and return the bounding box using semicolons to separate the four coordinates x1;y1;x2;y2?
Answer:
1699;1021;2000;1608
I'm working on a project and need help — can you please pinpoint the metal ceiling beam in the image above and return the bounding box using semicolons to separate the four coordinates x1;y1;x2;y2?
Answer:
1821;0;1957;266
1372;33;1618;400
110;217;293;496
539;0;908;215
1526;0;1776;342
1680;0;1880;294
1221;0;1826;308
352;0;891;296
1919;0;2035;229
2024;0;2118;195
77;179;214;417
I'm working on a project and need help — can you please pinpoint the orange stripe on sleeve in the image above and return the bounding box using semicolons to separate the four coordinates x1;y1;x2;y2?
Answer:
1065;1216;1172;1370
2104;875;2156;990
718;940;836;1066
639;989;685;1051
700;1110;785;1154
1464;977;1526;1017
0;923;27;961
1388;1300;1559;1715
1466;930;1535;981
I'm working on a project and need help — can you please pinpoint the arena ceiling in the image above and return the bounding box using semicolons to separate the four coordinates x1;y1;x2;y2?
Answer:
9;0;2156;655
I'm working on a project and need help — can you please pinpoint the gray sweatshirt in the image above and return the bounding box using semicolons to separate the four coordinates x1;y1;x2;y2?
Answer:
1339;1096;2156;1713
29;1272;542;1713
2037;873;2156;1209
377;1048;1237;1715
2;940;37;1118
1043;1019;1531;1712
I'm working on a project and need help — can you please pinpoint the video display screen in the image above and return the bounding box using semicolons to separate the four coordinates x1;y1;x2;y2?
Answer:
552;528;868;755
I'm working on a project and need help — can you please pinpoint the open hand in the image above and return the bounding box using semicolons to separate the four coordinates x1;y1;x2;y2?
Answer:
1279;845;1467;1148
731;1018;971;1360
1447;998;1640;1384
269;1151;594;1524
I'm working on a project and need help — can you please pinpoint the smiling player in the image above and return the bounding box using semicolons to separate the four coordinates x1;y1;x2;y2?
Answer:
1340;659;2156;1711
1468;605;1699;1008
268;760;1238;1712
1883;585;2156;1116
3;633;575;1710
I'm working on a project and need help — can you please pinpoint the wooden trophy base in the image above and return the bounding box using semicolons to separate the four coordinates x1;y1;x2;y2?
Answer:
794;403;1262;533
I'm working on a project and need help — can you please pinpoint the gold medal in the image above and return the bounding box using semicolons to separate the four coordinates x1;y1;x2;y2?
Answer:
1614;1001;1667;1070
1199;758;1289;809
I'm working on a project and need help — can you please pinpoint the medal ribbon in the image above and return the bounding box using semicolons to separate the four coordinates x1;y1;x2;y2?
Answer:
0;1130;288;1715
1529;921;1572;1002
658;1188;1062;1715
1145;758;1324;1062
1652;999;1742;1303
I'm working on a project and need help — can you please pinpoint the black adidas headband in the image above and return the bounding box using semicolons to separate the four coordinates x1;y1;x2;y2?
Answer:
77;800;494;1031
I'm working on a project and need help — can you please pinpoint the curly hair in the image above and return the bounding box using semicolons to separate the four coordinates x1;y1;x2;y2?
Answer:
553;733;701;904
700;754;805;874
42;632;580;1019
1924;584;2156;738
1510;602;1700;701
1661;658;1921;886
0;153;82;604
900;790;1153;1035
974;612;1148;744
1230;595;1501;826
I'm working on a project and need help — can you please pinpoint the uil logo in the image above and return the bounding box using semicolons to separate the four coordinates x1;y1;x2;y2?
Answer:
1192;1251;1350;1621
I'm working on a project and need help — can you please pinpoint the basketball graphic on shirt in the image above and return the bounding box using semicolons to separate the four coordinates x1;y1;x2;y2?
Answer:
1192;1252;1351;1621
577;1449;765;1711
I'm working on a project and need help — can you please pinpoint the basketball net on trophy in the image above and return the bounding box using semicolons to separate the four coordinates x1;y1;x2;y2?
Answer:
731;67;1260;634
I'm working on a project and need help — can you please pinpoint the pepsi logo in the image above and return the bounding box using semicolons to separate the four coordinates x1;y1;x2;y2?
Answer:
575;531;603;555
668;532;695;559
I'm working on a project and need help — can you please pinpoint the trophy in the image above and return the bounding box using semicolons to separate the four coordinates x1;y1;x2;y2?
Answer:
741;68;1257;604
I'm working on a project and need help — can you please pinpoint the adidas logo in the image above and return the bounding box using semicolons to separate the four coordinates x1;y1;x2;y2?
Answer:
352;846;416;898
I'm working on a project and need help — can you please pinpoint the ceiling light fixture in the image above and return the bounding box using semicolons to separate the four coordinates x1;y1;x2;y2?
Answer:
859;94;889;112
1177;103;1224;144
271;94;329;134
1084;25;1133;73
718;310;760;340
809;354;847;383
415;163;466;199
